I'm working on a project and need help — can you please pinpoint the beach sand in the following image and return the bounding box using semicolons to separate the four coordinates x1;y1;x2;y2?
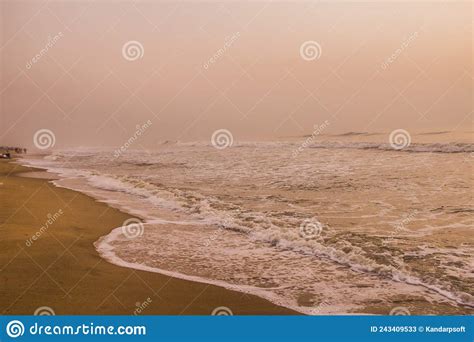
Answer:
0;160;296;315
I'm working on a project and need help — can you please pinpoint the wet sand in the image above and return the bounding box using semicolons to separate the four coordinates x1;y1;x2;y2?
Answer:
0;160;296;315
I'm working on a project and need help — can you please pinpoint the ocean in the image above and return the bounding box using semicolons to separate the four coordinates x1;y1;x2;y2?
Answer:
20;135;474;314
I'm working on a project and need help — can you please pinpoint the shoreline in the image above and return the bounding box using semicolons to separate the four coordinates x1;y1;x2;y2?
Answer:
15;158;307;314
0;160;297;315
95;225;308;315
8;154;474;315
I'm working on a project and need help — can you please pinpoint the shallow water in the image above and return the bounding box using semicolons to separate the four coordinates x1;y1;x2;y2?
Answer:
20;139;474;314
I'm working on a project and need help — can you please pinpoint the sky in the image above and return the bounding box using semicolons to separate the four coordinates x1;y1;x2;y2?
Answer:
0;1;472;149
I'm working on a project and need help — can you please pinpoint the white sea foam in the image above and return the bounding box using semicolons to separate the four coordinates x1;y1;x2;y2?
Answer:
18;141;474;313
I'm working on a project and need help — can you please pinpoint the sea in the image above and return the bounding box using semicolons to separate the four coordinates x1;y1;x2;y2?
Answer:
19;132;474;314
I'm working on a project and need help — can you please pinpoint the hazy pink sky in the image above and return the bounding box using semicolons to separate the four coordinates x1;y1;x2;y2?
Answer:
0;1;472;148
